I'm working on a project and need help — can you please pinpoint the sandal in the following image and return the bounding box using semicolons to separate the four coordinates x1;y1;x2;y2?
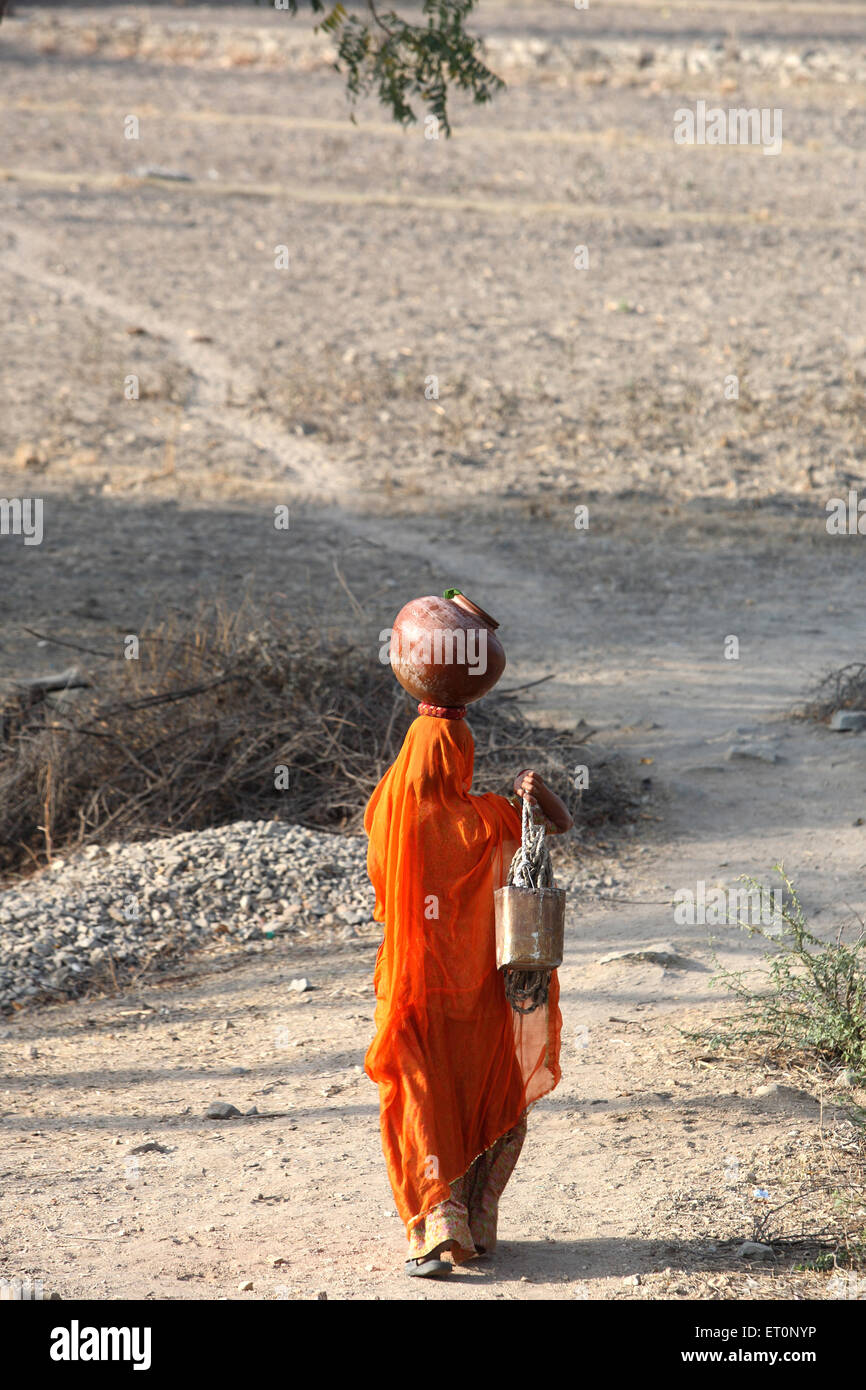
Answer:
405;1241;453;1278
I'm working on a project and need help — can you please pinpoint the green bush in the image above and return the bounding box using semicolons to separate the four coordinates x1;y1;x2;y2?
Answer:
700;867;866;1077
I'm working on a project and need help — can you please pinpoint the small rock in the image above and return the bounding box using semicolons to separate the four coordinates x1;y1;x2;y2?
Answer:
13;440;45;470
205;1101;241;1119
623;1273;641;1286
237;1279;254;1292
598;943;685;967
135;165;193;182
245;1106;259;1116
829;710;866;732
21;1044;39;1059
14;667;86;693
726;744;779;763
735;1241;774;1260
753;1082;816;1108
128;1141;168;1155
271;1256;290;1267
835;1069;859;1088
289;977;312;993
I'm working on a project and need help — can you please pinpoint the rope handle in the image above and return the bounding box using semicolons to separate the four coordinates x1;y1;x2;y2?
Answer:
521;789;543;847
507;790;554;890
502;791;557;1014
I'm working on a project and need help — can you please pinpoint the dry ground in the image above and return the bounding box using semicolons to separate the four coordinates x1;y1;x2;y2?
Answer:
2;0;866;1299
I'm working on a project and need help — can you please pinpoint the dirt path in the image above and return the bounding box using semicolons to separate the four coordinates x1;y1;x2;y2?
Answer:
3;495;864;1299
2;1;866;1300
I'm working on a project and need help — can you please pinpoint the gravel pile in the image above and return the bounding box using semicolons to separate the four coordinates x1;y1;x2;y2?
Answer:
0;821;375;1012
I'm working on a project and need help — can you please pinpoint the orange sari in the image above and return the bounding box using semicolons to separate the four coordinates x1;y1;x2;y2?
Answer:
364;714;561;1237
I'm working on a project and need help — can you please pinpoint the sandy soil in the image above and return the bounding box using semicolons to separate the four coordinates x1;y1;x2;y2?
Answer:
2;0;866;1300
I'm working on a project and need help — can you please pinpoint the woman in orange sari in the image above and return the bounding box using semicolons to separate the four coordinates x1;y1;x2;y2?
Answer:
364;709;571;1277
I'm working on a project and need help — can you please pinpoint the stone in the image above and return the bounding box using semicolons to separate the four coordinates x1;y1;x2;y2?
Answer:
735;1241;775;1260
834;1069;859;1088
205;1101;241;1119
135;165;193;182
237;1279;254;1291
14;667;88;693
128;1141;169;1155
13;440;45;470
829;710;866;732
289;977;312;993
726;743;779;763
753;1083;816;1108
598;943;685;967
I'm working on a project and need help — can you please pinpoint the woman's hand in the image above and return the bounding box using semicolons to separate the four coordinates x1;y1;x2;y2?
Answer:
513;769;544;804
513;768;573;833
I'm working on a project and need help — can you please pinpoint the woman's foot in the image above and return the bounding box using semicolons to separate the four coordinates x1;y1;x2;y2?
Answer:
405;1240;454;1278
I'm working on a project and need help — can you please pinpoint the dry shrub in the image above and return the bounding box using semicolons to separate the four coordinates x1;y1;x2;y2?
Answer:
0;602;639;880
800;663;866;723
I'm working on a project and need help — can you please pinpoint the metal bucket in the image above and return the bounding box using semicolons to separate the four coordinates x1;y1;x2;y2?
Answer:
494;884;566;971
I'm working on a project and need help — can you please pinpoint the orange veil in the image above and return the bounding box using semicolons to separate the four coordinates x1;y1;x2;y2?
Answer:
364;714;561;1233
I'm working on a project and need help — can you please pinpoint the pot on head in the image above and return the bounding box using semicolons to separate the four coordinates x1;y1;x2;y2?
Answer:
389;590;506;707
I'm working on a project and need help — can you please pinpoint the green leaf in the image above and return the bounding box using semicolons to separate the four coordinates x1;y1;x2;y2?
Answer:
270;0;503;135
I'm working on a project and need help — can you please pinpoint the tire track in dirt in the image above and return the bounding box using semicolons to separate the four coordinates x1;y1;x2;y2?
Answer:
3;166;862;233
3;99;860;160
0;217;352;502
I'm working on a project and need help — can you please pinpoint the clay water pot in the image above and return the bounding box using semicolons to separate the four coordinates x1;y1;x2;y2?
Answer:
389;592;506;706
